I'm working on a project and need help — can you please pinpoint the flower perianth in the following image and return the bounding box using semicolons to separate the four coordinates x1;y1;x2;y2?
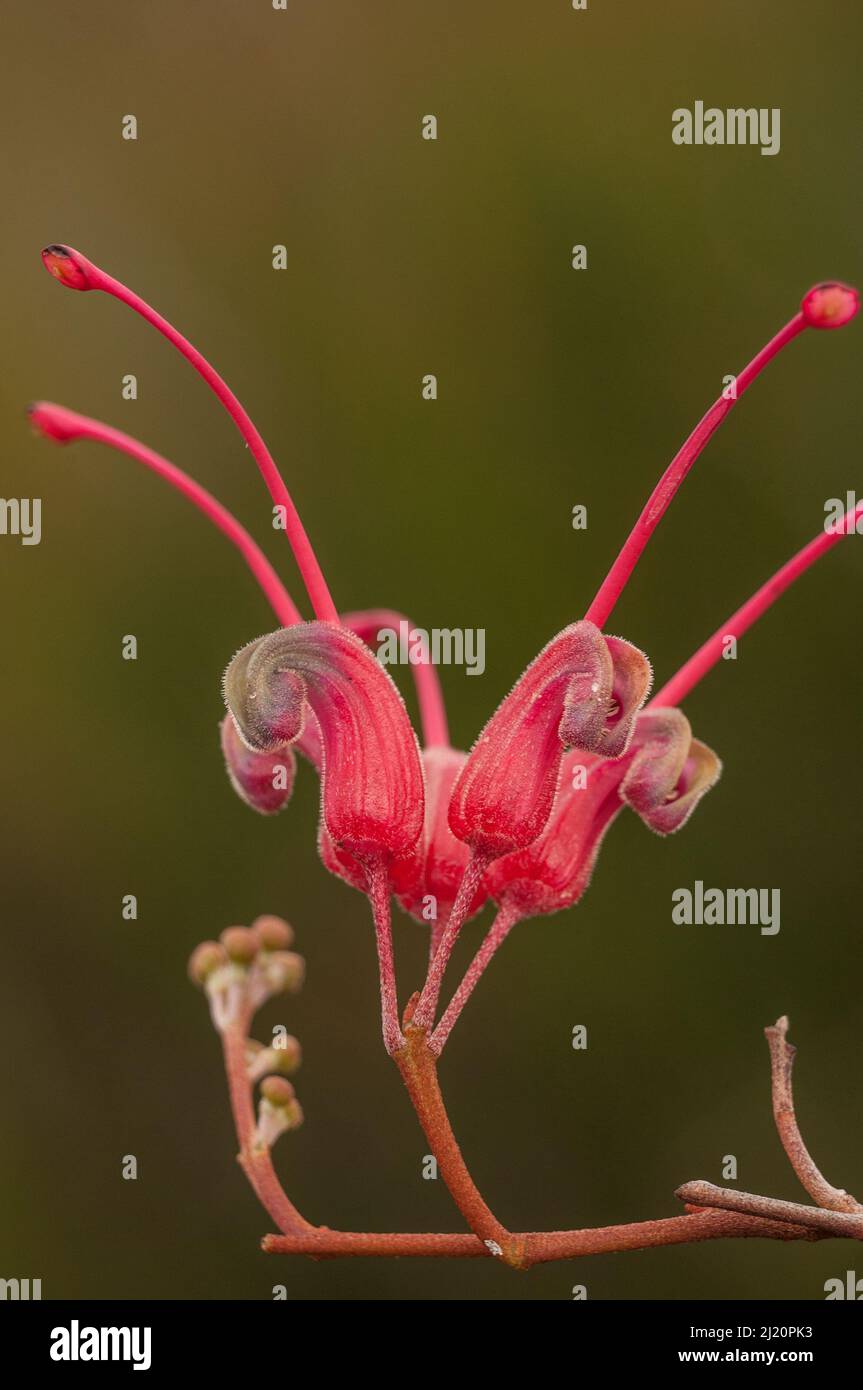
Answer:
389;746;487;925
406;625;651;1034
429;712;721;1050
340;610;450;750
220;716;297;816
223;622;424;866
619;709;721;834
448;622;650;862
223;618;427;1053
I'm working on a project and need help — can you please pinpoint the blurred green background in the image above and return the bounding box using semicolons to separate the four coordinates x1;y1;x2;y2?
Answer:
1;0;861;1301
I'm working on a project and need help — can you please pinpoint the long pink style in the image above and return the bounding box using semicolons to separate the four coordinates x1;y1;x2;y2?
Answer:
41;244;338;624
585;282;859;630
339;609;450;749
29;402;451;750
29;403;301;626
653;498;863;709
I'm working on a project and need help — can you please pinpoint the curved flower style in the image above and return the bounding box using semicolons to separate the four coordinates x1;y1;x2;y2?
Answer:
31;245;861;1269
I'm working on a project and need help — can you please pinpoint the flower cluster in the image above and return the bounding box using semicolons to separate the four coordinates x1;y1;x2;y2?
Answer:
189;916;304;1152
31;242;861;1270
31;244;860;1061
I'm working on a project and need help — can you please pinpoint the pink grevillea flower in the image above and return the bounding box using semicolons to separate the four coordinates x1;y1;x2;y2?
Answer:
32;245;860;1059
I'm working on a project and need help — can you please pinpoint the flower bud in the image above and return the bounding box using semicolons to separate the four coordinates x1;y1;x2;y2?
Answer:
220;925;259;965
187;940;229;985
487;752;628;916
250;915;294;950
255;1076;304;1148
260;950;305;995
202;961;249;1032
247;1037;302;1082
224;622;424;864
260;1076;297;1107
449;623;650;858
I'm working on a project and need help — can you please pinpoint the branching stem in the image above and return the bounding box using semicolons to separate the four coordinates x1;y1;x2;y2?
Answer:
221;1022;313;1235
431;901;523;1055
764;1015;862;1214
394;1025;523;1264
412;854;491;1032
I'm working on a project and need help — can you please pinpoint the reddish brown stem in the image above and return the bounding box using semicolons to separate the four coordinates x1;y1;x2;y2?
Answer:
235;1012;860;1262
263;1208;826;1263
676;1182;863;1240
221;1024;313;1235
764;1015;861;1214
214;964;861;1268
393;1025;524;1265
263;1230;486;1259
526;1207;823;1262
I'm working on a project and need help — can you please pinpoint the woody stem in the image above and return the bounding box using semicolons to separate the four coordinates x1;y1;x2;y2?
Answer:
220;994;509;1255
675;1183;863;1238
522;1207;823;1262
240;1013;856;1263
764;1016;862;1213
393;1025;523;1264
262;1207;828;1261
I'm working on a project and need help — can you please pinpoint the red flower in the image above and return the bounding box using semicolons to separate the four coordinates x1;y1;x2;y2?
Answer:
32;245;859;1055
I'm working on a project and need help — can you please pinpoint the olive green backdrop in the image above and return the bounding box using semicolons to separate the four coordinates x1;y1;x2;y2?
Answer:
1;1;861;1300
